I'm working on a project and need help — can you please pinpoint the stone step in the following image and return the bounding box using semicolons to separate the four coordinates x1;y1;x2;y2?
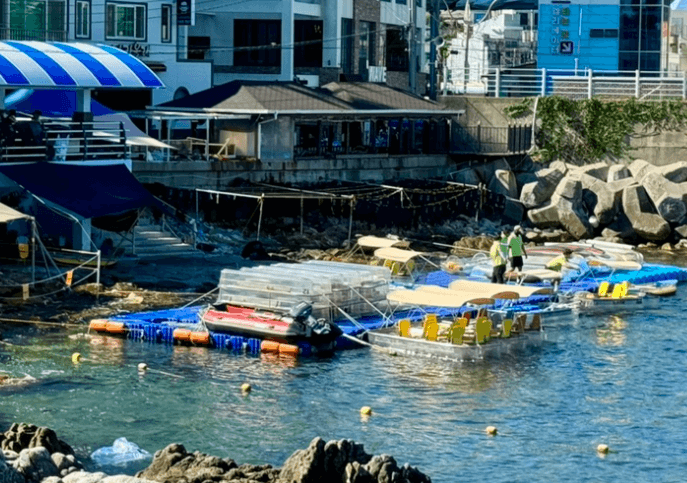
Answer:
134;230;174;238
135;236;185;247
134;244;195;255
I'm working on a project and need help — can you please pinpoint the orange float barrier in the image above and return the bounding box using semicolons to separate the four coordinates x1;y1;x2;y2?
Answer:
105;322;126;334
189;331;211;345
89;319;108;332
278;343;300;357
261;340;281;353
173;328;192;342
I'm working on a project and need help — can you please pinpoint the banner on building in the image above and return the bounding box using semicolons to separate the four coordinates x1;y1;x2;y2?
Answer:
177;0;195;26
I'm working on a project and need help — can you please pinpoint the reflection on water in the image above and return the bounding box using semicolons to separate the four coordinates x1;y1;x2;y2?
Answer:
3;290;687;482
595;315;627;346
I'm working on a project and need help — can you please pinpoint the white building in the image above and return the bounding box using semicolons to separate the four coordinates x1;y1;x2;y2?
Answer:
186;0;427;93
445;8;537;94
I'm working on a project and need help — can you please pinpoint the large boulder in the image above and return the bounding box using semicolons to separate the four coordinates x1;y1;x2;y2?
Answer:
641;172;687;223
527;194;593;239
0;450;25;483
570;172;623;225
660;161;687;183
607;164;632;182
553;177;582;201
488;169;518;198
450;167;481;186
514;171;538;191
474;158;510;183
622;184;671;241
576;161;609;181
13;447;60;483
601;213;636;242
520;167;566;208
627;159;653;181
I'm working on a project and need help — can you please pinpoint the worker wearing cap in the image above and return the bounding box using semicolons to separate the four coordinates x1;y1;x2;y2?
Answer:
546;248;573;272
508;226;528;272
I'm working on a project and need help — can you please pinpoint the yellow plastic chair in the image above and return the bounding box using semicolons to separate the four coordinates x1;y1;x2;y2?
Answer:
512;314;526;335
424;313;438;325
398;319;411;337
453;317;469;329
611;281;629;299
500;319;513;338
475;318;492;344
598;281;611;297
423;321;439;341
448;325;466;344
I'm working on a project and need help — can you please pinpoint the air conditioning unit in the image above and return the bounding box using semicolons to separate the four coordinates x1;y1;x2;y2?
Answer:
368;66;387;83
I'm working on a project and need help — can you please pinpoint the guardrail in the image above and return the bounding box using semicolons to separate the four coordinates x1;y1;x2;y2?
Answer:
480;68;687;100
451;123;532;155
0;120;128;163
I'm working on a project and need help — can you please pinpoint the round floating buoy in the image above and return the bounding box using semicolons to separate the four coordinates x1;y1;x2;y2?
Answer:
360;406;372;416
597;444;609;454
486;426;498;436
173;328;192;342
190;331;211;345
105;321;126;334
89;319;108;332
138;363;148;372
241;383;252;393
278;343;299;357
261;340;281;353
71;353;82;363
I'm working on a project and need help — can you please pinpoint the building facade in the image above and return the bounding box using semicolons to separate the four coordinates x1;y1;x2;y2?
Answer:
538;0;671;73
445;8;537;94
185;0;427;93
0;0;213;106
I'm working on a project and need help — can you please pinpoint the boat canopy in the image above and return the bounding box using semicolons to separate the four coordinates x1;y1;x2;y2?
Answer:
588;259;642;271
374;247;424;263
357;235;408;249
387;286;495;308
448;280;553;299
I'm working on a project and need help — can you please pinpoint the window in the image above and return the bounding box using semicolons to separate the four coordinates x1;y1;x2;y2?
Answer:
188;36;210;60
590;28;618;38
234;20;281;67
75;0;90;38
161;4;172;43
386;27;408;72
10;0;66;36
106;2;146;40
341;18;353;73
294;20;323;68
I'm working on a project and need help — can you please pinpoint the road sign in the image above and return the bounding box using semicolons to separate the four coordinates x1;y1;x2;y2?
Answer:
559;41;574;54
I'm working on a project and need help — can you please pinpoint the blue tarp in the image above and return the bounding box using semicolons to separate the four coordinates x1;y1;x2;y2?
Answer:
0;163;159;219
5;89;113;117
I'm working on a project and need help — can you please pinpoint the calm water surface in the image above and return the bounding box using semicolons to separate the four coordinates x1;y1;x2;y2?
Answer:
1;267;687;482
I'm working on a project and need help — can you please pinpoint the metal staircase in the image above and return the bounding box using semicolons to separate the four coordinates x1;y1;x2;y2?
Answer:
130;222;198;258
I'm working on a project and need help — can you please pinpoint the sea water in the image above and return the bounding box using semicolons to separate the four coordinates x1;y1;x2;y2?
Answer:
1;276;686;482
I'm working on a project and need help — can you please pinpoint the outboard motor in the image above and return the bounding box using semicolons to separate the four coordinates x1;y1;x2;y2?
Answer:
289;301;343;341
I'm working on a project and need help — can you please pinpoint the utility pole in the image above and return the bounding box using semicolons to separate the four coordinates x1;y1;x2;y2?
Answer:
408;0;416;94
463;1;471;94
429;0;439;100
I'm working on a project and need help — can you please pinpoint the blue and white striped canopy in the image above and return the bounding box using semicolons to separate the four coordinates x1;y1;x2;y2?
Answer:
0;41;164;89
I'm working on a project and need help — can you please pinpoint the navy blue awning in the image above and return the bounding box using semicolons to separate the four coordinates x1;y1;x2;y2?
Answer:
0;163;159;219
452;0;537;10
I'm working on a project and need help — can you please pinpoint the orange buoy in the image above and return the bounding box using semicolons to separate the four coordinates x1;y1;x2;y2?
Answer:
190;331;211;345
278;343;300;357
89;319;108;332
105;321;126;334
173;328;192;342
261;340;281;353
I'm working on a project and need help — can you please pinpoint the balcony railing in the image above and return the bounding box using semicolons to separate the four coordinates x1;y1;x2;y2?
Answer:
0;28;67;42
451;123;532;155
0;119;128;163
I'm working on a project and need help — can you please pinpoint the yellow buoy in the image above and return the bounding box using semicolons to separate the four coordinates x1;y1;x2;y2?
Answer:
597;444;610;454
360;406;372;416
486;426;498;435
241;383;252;393
137;363;148;372
71;353;82;363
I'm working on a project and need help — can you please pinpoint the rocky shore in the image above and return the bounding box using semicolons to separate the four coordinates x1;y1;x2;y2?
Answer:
0;424;431;483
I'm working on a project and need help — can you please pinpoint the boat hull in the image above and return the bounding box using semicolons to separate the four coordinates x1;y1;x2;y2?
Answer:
365;328;549;362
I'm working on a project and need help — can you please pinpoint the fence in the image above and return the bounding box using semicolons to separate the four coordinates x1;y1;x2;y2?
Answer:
482;68;687;100
0;120;128;163
451;123;532;155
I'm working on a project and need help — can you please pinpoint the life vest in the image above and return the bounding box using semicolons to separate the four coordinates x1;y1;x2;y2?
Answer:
546;254;567;272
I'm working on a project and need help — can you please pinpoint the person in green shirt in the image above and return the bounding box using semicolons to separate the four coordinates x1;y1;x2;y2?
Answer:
507;226;528;272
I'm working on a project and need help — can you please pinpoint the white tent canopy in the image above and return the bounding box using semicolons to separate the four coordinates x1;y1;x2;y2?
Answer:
0;202;31;223
93;112;175;149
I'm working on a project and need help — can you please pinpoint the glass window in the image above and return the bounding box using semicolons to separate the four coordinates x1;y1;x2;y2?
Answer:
10;0;66;35
619;6;639;51
234;20;281;67
294;20;323;68
640;6;661;51
386;26;408;72
341;18;353;73
106;2;146;40
75;0;90;38
161;4;172;42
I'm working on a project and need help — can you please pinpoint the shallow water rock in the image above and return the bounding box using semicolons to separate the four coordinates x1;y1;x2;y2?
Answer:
13;447;59;482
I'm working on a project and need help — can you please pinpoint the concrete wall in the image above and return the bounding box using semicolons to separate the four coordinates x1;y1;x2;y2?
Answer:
132;154;452;189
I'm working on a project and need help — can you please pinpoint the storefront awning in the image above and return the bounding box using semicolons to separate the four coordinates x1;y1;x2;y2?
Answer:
0;41;163;89
0;163;161;219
